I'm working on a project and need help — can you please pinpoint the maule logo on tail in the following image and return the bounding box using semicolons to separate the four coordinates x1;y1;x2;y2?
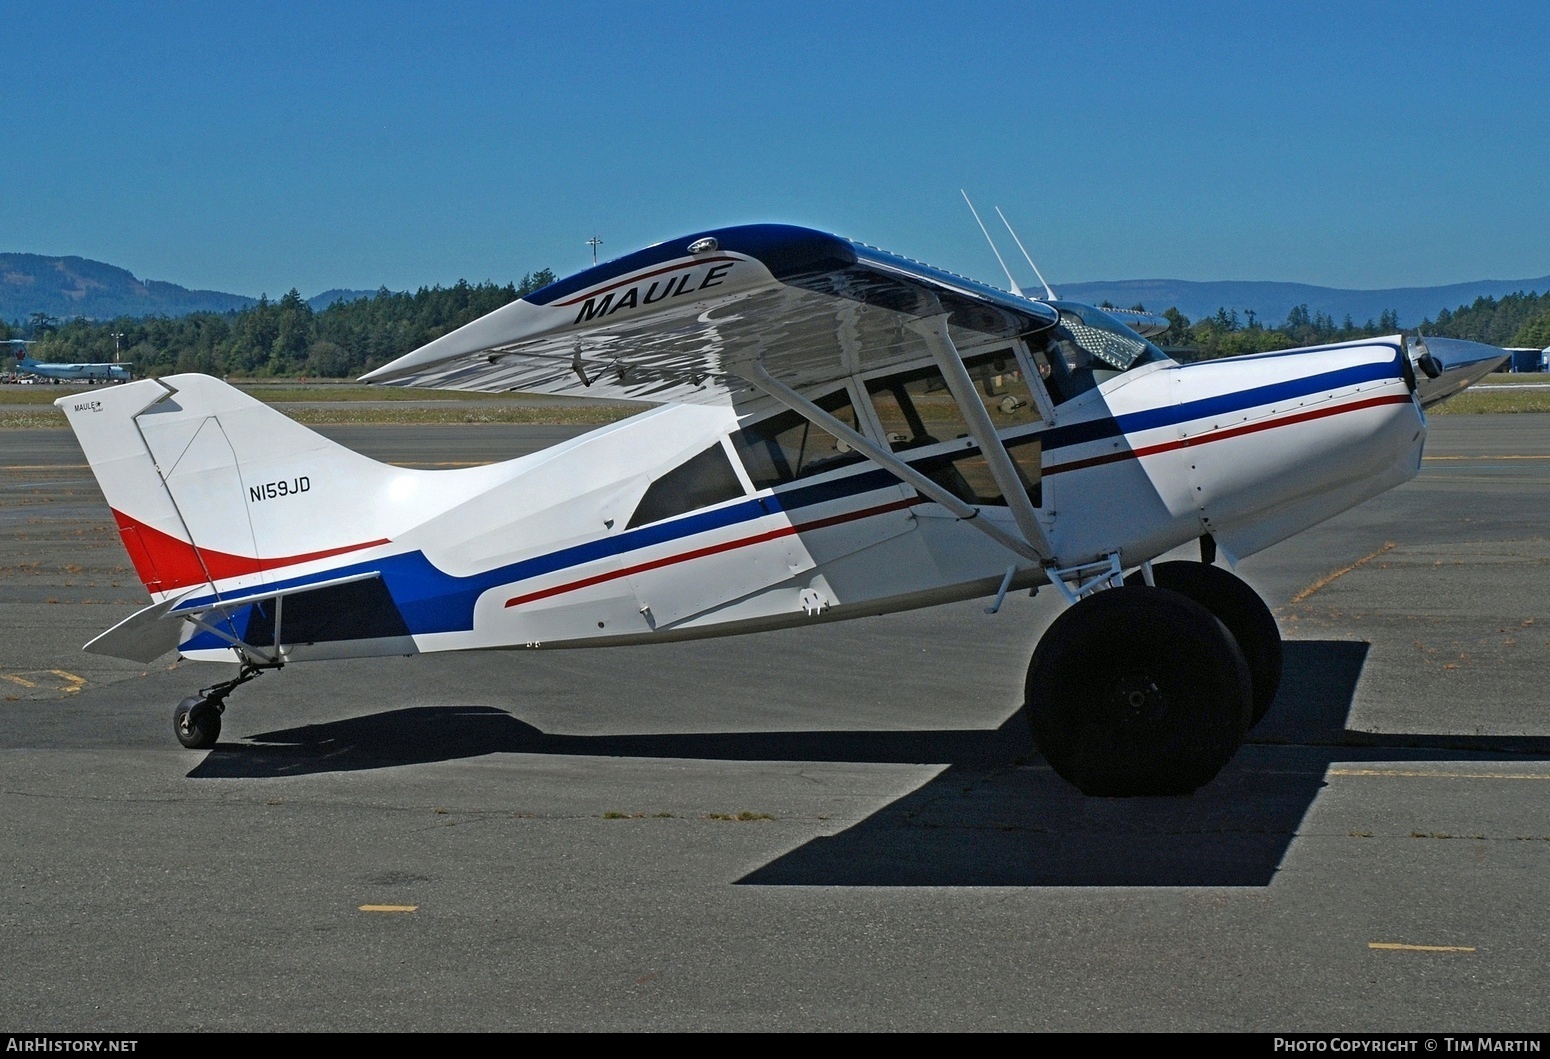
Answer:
248;476;311;502
72;400;102;413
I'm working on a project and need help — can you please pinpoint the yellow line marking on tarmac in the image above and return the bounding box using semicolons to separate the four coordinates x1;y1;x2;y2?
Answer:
1331;768;1550;780
49;670;85;694
359;904;418;913
1369;942;1476;952
1288;542;1396;603
2;671;86;692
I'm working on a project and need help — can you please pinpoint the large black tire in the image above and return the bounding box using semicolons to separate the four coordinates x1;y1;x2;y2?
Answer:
1128;561;1283;728
174;697;221;750
1026;585;1251;796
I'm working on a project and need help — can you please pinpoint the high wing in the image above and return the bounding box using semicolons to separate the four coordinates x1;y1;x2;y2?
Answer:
360;224;1062;405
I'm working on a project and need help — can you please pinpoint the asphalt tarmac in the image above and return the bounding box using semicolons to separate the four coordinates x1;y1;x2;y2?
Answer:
1;414;1547;1032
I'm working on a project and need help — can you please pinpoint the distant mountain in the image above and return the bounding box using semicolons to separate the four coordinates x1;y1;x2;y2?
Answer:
1058;276;1550;329
0;254;385;323
6;250;1545;331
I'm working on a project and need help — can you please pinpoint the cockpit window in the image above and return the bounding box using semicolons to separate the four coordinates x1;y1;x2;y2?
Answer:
963;350;1042;429
1028;303;1170;404
862;351;1043;508
866;351;1041;451
731;388;865;490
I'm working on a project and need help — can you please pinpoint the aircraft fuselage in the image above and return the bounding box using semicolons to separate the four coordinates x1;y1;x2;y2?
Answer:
99;337;1422;664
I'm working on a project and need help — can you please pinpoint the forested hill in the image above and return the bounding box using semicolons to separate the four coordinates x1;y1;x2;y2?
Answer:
0;254;257;320
5;249;1547;377
12;274;557;379
7;250;1548;333
0;254;381;321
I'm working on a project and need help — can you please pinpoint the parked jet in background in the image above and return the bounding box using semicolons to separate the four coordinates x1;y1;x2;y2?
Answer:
9;342;130;383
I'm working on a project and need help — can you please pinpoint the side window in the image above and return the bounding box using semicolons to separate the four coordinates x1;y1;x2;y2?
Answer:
962;350;1042;429
626;444;745;529
867;366;971;450
731;389;865;490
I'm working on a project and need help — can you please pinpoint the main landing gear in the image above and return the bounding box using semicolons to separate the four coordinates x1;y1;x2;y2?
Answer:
173;664;269;750
1025;561;1283;797
1128;560;1283;728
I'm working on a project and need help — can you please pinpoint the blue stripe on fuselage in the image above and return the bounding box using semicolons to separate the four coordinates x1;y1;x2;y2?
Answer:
177;473;907;650
1041;350;1404;452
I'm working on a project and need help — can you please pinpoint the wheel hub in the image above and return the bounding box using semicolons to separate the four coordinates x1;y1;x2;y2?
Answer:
1111;673;1166;723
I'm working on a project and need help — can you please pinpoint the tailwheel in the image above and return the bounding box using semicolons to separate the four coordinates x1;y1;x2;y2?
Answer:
171;663;270;750
1128;560;1283;728
174;697;222;749
1026;585;1251;797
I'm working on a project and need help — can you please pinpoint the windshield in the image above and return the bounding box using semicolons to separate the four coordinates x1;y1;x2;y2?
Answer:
1028;303;1171;404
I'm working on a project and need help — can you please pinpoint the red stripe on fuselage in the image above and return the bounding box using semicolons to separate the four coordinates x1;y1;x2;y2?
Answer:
1044;392;1413;476
502;394;1411;611
504;497;920;609
110;509;389;593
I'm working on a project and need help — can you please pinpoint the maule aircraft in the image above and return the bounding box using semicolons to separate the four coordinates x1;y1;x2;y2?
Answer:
56;224;1508;795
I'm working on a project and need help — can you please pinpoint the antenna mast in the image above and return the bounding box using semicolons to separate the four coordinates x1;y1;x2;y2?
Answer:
995;206;1058;302
960;190;1025;297
586;233;603;266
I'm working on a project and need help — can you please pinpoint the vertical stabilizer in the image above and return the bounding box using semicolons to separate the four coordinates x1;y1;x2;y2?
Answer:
57;375;419;602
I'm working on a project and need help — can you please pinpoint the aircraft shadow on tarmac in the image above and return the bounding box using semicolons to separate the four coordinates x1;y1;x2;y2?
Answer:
189;640;1550;888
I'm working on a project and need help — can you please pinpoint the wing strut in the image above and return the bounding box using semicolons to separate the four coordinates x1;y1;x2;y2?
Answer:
741;362;1050;564
907;311;1055;560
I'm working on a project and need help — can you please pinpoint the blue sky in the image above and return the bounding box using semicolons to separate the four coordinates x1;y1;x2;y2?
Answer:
7;0;1547;298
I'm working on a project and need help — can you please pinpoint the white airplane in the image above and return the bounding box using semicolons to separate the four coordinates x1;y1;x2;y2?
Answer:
55;224;1507;796
11;344;132;383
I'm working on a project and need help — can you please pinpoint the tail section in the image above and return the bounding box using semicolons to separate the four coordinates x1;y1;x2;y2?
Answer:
56;380;197;597
56;375;405;602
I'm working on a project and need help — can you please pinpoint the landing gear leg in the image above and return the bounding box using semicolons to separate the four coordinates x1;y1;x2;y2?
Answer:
173;663;267;750
1025;584;1252;796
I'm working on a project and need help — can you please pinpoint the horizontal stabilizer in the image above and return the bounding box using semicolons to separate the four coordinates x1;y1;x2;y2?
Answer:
84;572;397;662
83;597;185;663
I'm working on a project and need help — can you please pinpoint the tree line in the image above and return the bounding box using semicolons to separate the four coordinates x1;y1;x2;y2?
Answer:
1154;290;1550;359
4;271;1547;377
4;271;554;378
